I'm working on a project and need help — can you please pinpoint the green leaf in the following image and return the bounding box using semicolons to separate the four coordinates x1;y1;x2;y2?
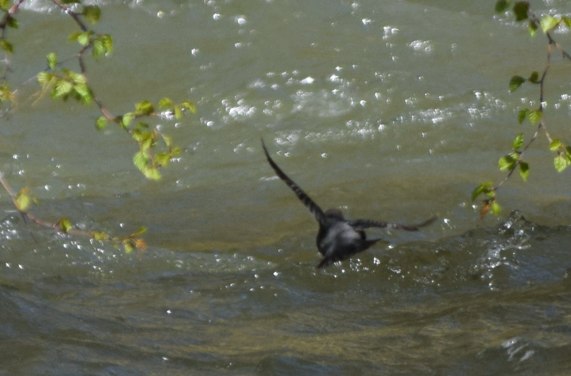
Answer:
156;152;171;167
472;182;493;201
91;231;108;241
528;20;538;36
161;134;172;147
512;133;523;150
53;80;74;98
101;34;113;54
554;154;568;172
565;146;571;161
77;31;92;46
490;200;502;216
540;15;560;33
37;72;54;86
71;90;82;102
142;166;161;180
6;16;18;29
159;97;173;109
513;1;529;22
518;161;529;181
509;75;525;92
58;217;72;233
528;109;542;125
0;39;13;54
83;5;101;24
562;17;571;29
96;116;108;130
495;0;510;13
140;137;153;152
498;154;517;171
132;226;148;237
74;83;92;104
64;69;84;85
135;100;154;115
123;112;135;126
528;71;539;83
181;100;196;113
133;151;150;171
46;52;58;70
132;129;153;144
517;108;528;124
92;39;105;57
549;139;563;151
68;31;81;42
123;240;135;254
70;72;86;85
14;187;31;212
174;104;182;119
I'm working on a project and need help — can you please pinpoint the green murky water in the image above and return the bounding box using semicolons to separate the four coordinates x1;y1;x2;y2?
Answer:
1;1;571;374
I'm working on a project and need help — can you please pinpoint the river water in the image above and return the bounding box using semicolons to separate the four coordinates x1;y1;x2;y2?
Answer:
1;0;571;374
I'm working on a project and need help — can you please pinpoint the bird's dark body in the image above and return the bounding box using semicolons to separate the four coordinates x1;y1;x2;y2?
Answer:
315;212;380;268
262;139;436;268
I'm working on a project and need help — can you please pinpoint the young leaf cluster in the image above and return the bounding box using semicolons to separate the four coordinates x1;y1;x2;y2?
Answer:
37;66;93;104
548;139;571;172
96;98;193;180
496;1;571;35
499;133;529;180
472;133;528;217
68;31;113;57
471;182;501;217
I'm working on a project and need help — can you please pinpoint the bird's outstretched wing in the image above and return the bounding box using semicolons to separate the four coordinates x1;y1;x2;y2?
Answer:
349;216;437;231
262;139;327;225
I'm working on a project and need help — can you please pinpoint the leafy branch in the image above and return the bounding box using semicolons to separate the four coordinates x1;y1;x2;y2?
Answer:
31;0;196;180
473;1;571;217
0;173;147;253
0;0;195;251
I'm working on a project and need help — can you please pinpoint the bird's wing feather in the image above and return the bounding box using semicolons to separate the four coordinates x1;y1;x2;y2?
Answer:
262;139;327;225
349;216;437;231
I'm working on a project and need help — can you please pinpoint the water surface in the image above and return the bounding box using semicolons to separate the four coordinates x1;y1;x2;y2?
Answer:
1;0;571;374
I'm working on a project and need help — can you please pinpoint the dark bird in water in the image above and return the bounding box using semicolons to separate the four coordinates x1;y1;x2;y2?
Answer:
262;139;436;268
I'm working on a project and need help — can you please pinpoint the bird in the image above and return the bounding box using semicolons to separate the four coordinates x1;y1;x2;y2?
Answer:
262;139;436;268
